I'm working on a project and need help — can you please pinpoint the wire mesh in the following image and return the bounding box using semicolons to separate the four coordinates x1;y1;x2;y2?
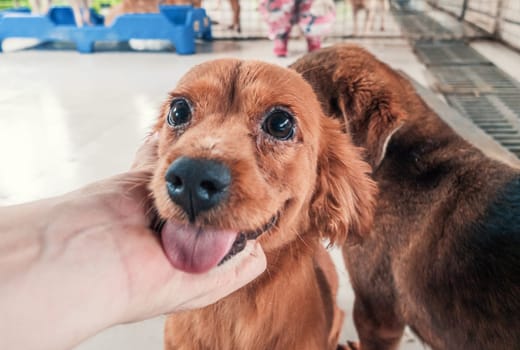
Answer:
0;0;120;11
0;0;519;46
0;0;404;39
203;0;403;39
199;0;500;40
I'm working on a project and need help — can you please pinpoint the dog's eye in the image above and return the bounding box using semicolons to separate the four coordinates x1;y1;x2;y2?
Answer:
262;109;295;140
167;98;192;127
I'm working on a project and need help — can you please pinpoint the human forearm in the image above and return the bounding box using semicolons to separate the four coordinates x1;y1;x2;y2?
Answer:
0;134;267;349
0;197;126;350
0;198;58;283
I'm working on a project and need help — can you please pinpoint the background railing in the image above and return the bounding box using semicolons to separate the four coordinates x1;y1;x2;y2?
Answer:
1;0;519;48
430;0;520;50
0;0;120;12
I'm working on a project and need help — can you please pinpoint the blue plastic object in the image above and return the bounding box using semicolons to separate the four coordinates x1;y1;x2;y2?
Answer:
0;5;212;54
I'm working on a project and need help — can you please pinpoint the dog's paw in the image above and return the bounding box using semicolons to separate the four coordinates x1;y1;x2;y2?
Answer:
346;340;360;350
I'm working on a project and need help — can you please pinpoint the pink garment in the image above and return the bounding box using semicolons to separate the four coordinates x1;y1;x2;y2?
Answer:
259;0;335;40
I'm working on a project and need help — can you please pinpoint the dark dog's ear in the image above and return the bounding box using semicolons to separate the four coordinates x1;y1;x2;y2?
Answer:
335;72;407;170
310;116;377;245
338;93;405;170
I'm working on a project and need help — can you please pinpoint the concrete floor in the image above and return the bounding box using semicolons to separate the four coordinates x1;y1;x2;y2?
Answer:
0;37;518;349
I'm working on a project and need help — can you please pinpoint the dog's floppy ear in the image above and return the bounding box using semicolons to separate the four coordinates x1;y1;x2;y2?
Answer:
310;116;377;245
335;73;406;170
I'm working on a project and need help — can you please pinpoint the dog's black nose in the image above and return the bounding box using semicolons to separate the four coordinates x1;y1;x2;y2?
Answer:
165;157;231;221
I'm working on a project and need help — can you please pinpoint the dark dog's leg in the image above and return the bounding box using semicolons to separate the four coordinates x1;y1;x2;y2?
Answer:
352;296;404;350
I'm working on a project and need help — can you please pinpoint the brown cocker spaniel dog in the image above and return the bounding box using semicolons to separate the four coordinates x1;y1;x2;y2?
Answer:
291;44;520;350
150;59;376;349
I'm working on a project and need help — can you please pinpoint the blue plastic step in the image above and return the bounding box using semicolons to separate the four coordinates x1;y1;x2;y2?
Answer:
0;5;212;54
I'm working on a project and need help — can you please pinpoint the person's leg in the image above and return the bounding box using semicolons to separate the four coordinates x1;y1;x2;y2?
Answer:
70;0;84;27
274;31;291;56
228;0;241;32
297;0;335;52
40;0;50;14
306;36;321;51
83;0;92;25
259;0;294;56
29;0;41;14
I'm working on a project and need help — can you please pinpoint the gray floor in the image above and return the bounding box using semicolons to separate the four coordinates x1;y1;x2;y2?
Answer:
0;38;518;349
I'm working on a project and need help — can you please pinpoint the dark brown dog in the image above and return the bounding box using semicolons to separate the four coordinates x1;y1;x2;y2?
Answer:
291;44;520;350
150;59;376;349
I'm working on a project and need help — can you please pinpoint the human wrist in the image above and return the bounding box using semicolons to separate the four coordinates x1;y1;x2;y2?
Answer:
0;198;60;279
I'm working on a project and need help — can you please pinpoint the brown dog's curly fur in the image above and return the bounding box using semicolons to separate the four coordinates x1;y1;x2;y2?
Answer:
291;44;520;350
150;59;376;349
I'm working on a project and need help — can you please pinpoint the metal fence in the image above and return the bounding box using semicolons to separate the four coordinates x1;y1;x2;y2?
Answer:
430;0;520;50
198;0;520;41
203;0;403;39
0;0;404;39
1;0;519;46
0;0;120;11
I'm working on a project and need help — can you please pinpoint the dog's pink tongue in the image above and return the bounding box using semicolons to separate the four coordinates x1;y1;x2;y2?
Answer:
161;221;238;274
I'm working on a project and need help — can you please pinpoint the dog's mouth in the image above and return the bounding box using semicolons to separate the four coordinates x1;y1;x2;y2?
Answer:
159;214;278;274
219;214;278;265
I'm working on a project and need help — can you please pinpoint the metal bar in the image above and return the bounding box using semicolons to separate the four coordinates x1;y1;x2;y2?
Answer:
494;0;504;37
464;5;497;19
459;0;469;21
501;17;520;26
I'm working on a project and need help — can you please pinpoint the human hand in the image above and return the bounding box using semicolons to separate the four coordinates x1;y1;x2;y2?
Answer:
70;133;267;320
0;134;266;350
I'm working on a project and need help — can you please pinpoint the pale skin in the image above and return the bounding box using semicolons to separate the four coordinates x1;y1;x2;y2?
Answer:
0;134;266;350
